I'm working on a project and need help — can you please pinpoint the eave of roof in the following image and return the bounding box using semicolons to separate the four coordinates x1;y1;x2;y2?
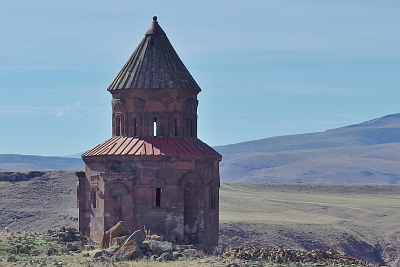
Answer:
82;136;221;158
107;16;201;92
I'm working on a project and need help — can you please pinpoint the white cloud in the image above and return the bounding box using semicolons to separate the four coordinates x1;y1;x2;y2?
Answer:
54;102;88;117
55;104;71;117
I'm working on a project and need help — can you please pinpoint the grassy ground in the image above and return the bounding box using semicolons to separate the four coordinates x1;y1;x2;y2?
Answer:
1;172;400;265
0;230;366;267
219;183;400;264
0;171;77;231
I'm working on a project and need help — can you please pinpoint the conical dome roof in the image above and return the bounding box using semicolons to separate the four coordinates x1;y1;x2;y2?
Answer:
107;16;201;92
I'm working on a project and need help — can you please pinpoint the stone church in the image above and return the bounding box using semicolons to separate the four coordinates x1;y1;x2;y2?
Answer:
76;16;221;253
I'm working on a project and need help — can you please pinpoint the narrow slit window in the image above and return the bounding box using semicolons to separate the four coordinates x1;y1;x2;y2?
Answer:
156;188;162;207
174;118;178;136
210;187;216;211
115;115;121;136
153;117;157;136
132;118;137;136
91;189;97;209
189;119;194;137
187;118;193;137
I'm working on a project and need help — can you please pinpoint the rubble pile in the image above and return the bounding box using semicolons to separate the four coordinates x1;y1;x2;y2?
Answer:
47;227;87;243
93;222;202;263
223;247;378;266
45;227;93;255
91;222;379;265
94;231;202;263
1;226;383;265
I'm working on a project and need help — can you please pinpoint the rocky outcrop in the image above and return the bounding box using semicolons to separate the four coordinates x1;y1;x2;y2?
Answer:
223;247;378;266
0;171;47;182
219;222;385;264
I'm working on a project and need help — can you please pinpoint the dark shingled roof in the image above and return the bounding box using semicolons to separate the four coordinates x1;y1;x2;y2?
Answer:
82;136;221;158
107;16;201;92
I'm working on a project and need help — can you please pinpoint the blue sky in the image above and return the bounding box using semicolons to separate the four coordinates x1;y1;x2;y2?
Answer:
0;1;399;156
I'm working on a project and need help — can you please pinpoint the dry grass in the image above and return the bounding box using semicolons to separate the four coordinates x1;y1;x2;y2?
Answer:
220;183;400;230
1;173;400;265
219;183;400;264
0;171;77;231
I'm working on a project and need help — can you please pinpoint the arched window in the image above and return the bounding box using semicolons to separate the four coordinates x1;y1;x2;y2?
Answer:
132;117;138;136
187;118;194;137
115;115;121;136
155;188;162;207
113;101;124;136
174;118;179;136
153;117;158;136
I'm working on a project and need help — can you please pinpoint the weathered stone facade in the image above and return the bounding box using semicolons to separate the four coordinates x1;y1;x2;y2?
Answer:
77;17;221;253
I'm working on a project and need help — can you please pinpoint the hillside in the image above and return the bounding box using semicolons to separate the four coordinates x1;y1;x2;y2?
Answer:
1;172;400;265
0;154;83;172
1;114;400;184
216;113;400;183
0;171;78;231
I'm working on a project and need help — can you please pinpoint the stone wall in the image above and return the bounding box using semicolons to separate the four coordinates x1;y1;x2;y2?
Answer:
77;155;220;253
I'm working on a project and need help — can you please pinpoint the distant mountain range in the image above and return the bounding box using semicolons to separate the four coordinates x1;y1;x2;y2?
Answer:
0;154;83;172
215;113;400;183
1;114;400;183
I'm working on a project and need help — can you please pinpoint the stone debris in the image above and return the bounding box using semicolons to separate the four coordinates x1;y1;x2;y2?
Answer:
47;227;87;243
223;247;379;266
95;237;188;262
182;248;200;258
172;251;186;261
93;223;202;263
100;226;361;265
6;255;17;262
110;235;129;247
46;248;58;256
148;240;173;255
44;227;90;256
111;240;141;262
156;252;173;262
1;225;382;266
124;229;146;245
100;221;131;249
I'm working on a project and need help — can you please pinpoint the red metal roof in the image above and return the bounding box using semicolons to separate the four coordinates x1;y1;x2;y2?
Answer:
82;137;221;158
